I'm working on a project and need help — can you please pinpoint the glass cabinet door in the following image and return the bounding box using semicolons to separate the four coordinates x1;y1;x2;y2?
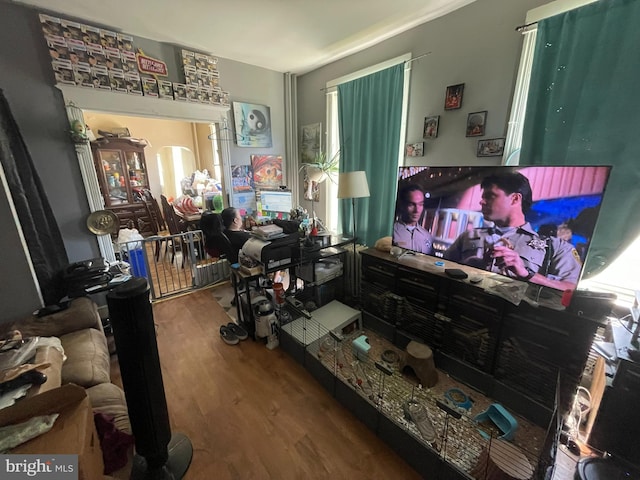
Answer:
98;149;130;205
125;151;147;191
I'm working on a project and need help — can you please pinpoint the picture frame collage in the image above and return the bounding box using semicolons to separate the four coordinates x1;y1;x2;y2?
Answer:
176;49;230;106
41;13;139;94
415;82;505;158
39;13;229;107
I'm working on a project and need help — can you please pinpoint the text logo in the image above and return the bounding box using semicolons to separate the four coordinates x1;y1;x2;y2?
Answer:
136;54;168;76
1;455;77;479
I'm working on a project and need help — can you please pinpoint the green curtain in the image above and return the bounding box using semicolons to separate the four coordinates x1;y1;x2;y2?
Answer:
337;64;404;247
520;0;640;277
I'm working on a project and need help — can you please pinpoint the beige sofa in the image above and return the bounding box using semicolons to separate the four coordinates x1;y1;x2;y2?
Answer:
2;296;131;476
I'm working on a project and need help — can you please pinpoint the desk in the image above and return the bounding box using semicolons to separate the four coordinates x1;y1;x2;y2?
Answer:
231;235;354;339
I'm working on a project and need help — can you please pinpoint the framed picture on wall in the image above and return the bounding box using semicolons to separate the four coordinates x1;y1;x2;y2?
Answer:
232;102;272;147
300;122;321;163
406;142;424;157
423;115;439;139
444;83;464;110
477;138;505;157
466;111;487;137
251;154;283;189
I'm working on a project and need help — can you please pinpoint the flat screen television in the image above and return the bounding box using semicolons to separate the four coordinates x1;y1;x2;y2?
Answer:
392;165;612;291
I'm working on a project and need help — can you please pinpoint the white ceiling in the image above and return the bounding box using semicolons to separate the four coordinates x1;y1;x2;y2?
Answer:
15;0;475;74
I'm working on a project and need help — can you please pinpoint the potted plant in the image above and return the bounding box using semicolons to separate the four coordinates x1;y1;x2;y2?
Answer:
298;150;340;198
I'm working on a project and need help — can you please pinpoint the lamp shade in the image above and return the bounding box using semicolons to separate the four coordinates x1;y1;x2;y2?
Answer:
337;171;370;199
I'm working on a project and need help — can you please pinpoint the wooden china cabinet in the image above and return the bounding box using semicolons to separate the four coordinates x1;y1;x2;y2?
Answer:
91;138;158;236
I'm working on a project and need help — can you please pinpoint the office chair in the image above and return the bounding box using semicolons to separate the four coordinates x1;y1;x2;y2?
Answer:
200;210;240;262
217;230;237;264
200;211;224;259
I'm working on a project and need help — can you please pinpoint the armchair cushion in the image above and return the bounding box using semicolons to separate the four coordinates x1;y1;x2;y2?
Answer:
60;328;110;387
8;297;102;338
86;383;131;434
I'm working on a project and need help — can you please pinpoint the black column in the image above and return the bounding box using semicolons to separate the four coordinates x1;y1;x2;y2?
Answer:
107;277;192;479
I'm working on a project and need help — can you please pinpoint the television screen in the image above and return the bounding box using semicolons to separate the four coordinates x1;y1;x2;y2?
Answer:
392;165;612;291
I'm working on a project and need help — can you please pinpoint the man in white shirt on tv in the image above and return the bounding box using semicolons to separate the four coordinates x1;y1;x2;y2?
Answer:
393;184;434;254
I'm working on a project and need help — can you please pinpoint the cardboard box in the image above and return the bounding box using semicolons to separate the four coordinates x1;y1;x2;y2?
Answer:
158;80;174;99
125;72;142;95
0;384;104;480
142;77;159;97
173;83;187;101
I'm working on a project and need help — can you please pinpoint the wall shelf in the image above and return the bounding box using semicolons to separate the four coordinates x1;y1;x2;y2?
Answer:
57;84;229;123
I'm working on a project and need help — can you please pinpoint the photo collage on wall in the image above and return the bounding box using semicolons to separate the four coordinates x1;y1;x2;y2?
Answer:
39;13;230;105
416;83;505;157
177;49;230;106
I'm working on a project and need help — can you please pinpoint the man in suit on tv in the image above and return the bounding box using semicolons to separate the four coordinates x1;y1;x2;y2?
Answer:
393;184;434;255
443;172;581;291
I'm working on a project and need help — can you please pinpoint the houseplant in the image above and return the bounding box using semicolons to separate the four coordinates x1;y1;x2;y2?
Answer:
298;150;340;199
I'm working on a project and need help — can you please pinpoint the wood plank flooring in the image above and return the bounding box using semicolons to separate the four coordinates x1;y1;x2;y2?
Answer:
110;285;421;479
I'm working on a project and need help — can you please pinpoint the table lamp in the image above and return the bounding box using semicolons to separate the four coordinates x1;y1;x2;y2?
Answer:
337;171;370;300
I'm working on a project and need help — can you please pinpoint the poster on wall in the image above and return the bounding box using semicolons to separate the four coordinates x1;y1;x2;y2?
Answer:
300;123;321;163
231;165;255;193
251;155;283;190
233;102;272;147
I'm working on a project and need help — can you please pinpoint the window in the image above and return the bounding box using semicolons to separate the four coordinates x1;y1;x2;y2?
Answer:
505;0;599;160
324;53;411;233
507;0;637;307
580;237;640;307
325;89;339;233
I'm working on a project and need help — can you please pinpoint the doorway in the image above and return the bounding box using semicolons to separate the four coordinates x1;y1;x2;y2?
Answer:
59;84;232;261
83;111;226;212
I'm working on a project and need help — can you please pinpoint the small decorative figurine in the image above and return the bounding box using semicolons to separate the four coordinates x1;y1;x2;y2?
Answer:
70;119;89;144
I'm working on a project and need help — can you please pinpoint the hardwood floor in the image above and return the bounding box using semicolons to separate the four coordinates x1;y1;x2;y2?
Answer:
110;285;421;479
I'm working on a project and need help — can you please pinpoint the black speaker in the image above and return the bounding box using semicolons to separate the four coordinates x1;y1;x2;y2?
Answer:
107;277;192;479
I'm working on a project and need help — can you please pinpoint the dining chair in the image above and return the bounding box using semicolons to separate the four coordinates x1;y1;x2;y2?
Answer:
160;195;188;267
